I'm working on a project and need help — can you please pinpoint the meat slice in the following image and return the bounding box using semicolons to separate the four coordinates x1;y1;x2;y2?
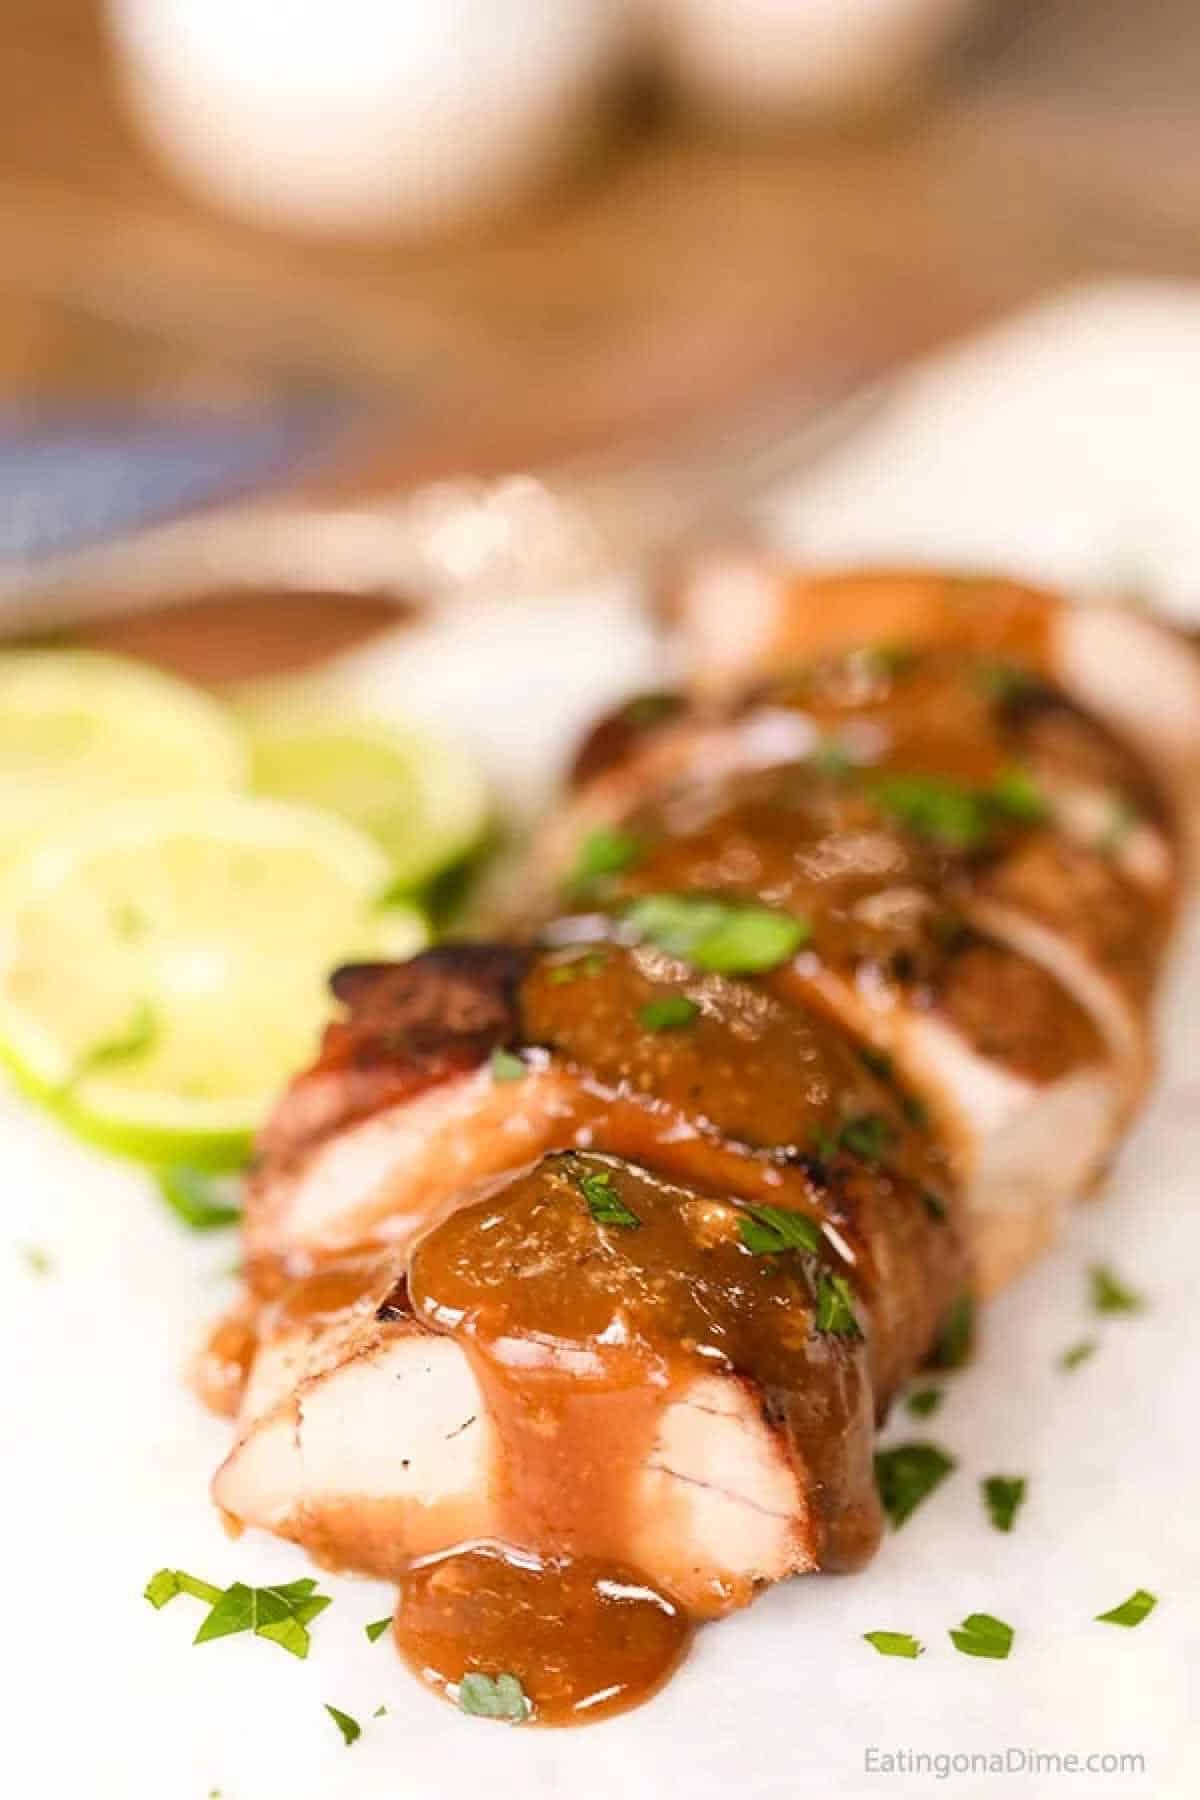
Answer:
215;1320;817;1618
220;1150;940;1612
659;553;1200;849
245;941;959;1298
219;1146;880;1617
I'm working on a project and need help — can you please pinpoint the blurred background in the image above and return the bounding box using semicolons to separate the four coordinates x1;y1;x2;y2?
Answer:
2;0;1199;679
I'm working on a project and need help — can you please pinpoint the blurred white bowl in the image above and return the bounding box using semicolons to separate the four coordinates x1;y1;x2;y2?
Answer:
108;0;630;235
650;0;981;123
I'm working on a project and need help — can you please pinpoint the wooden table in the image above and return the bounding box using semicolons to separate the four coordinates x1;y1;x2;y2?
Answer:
1;0;1198;678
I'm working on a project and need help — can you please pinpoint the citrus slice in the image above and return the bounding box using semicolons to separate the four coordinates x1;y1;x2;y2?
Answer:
0;795;426;1166
244;698;488;891
0;650;247;862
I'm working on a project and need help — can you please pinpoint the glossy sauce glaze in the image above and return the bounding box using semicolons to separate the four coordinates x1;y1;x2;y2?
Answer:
394;1548;692;1725
575;763;1107;1087
396;1146;884;1717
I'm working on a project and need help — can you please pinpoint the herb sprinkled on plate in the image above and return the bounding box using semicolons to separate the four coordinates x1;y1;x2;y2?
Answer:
1096;1589;1157;1629
982;1475;1027;1533
1090;1264;1145;1314
949;1613;1014;1660
863;1631;923;1659
875;1443;957;1528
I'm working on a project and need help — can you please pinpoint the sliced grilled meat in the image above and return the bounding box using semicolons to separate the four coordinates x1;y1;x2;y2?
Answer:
659;554;1200;848
207;562;1189;1727
245;941;959;1311
218;1149;955;1616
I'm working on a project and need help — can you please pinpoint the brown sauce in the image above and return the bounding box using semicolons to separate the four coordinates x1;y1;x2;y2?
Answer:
585;762;1110;1085
394;1548;692;1726
409;1153;888;1601
192;1300;258;1418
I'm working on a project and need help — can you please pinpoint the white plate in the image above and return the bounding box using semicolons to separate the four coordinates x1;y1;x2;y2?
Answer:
6;284;1199;1800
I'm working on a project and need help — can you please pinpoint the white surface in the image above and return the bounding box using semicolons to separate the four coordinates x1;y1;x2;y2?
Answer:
6;284;1200;1799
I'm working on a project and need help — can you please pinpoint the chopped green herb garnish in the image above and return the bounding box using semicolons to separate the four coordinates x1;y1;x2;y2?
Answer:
623;693;681;729
22;1244;53;1277
578;1167;640;1229
638;995;699;1033
489;1047;527;1083
1059;1338;1097;1372
623;894;810;975
906;1387;943;1419
949;1612;1014;1660
837;1112;893;1163
929;1293;975;1370
325;1706;361;1747
920;1188;948;1224
982;1475;1027;1533
875;1443;957;1528
988;765;1047;823
144;1569;332;1659
458;1672;531;1722
568;828;643;892
816;1270;863;1338
546;950;609;985
64;1000;159;1091
870;768;1045;849
871;774;990;850
1096;1588;1157;1628
373;1705;387;1718
858;1046;894;1082
737;1203;823;1257
156;1166;242;1231
144;1569;223;1610
975;660;1037;702
364;1617;392;1643
863;1631;923;1659
1090;1264;1144;1314
861;644;919;679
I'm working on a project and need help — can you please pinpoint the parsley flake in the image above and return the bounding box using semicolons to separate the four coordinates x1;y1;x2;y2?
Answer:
837;1112;893;1163
816;1270;863;1338
875;1443;957;1528
458;1672;531;1721
623;893;810;975
578;1167;640;1229
638;994;699;1032
949;1612;1014;1660
906;1387;943;1419
737;1204;823;1257
364;1617;392;1643
863;1631;923;1659
982;1475;1027;1533
1096;1589;1157;1629
489;1047;526;1083
325;1705;361;1746
1059;1339;1097;1372
1090;1264;1144;1314
568;828;643;893
144;1569;332;1659
156;1166;242;1231
928;1293;975;1370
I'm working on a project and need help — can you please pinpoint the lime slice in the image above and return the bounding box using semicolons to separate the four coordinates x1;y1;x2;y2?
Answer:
0;650;247;862
0;795;426;1166
244;699;488;891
